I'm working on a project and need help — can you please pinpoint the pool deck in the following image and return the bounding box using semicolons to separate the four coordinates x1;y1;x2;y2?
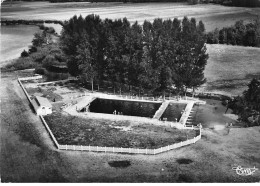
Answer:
63;94;205;128
153;100;170;120
179;101;195;126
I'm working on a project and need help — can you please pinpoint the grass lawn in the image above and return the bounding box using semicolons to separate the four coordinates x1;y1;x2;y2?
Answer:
204;44;260;96
44;112;197;149
25;86;63;102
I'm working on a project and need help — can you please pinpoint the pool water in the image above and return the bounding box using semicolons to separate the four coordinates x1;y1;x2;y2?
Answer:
160;103;187;122
89;98;161;118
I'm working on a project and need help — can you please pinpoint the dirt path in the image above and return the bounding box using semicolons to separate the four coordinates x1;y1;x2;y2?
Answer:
1;71;260;182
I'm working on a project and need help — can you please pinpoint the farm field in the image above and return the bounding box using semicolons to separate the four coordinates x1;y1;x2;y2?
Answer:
2;1;259;31
203;44;260;96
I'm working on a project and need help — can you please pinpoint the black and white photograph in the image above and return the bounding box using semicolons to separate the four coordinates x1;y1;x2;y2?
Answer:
0;0;260;183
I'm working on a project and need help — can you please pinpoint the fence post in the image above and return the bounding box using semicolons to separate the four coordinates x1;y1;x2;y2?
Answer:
153;97;154;101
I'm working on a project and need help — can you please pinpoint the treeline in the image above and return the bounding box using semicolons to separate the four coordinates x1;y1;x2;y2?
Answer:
229;79;260;126
230;0;260;7
1;19;64;26
60;15;208;95
3;0;260;6
206;0;260;7
2;27;65;72
206;19;260;47
48;0;187;3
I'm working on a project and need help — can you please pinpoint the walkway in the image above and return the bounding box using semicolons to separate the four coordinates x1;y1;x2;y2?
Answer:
153;100;170;120
74;96;96;111
179;101;195;126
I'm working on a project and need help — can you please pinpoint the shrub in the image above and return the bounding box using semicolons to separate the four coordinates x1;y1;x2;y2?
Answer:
3;57;39;71
46;27;56;34
34;68;45;75
28;46;37;54
21;50;29;58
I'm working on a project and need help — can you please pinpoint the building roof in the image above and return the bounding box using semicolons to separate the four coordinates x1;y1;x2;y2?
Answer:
35;96;52;108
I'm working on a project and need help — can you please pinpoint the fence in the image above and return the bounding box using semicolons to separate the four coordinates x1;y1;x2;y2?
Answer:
18;78;34;105
39;115;60;149
37;77;77;86
18;75;43;81
18;76;203;155
18;78;61;148
58;126;201;155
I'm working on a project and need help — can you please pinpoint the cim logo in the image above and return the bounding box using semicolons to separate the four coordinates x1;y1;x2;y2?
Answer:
232;165;258;176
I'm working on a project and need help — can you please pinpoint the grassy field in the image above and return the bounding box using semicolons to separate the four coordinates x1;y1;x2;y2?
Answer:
203;44;260;96
44;112;196;148
2;1;259;31
1;71;260;182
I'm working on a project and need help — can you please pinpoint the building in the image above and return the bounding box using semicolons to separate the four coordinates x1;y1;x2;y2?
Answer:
31;96;52;115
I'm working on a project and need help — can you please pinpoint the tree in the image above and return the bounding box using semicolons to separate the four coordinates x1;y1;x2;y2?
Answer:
244;28;257;46
172;17;208;95
76;33;97;92
21;50;29;57
32;31;47;47
60;15;209;97
255;16;260;47
219;29;227;44
243;78;260;107
42;55;59;69
234;20;246;45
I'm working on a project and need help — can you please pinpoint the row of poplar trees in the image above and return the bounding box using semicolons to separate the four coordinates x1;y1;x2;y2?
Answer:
60;15;208;95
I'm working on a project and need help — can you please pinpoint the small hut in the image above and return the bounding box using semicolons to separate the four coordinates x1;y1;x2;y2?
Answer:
31;96;52;115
